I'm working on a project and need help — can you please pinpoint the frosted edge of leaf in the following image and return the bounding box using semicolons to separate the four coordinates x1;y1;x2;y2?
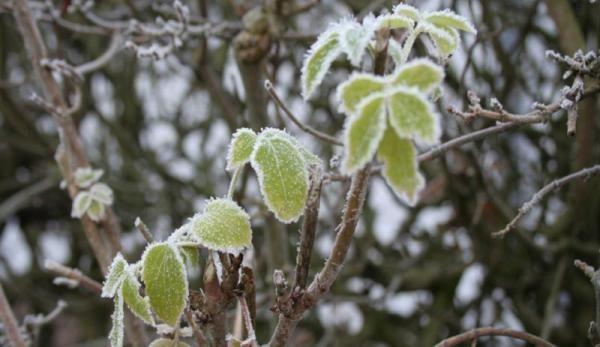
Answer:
392;4;420;19
301;29;341;100
389;58;445;93
122;269;155;325
86;200;106;222
192;198;252;252
419;22;459;57
386;85;442;145
102;253;127;298
259;127;321;169
424;10;476;33
342;15;378;66
226;128;257;171
250;129;310;223
376;14;414;30
341;92;387;174
108;290;124;347
336;72;385;115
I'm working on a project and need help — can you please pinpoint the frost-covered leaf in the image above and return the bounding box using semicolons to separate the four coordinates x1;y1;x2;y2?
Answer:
102;253;127;298
301;30;341;100
87;200;106;222
122;272;154;325
90;183;114;205
109;290;124;347
377;128;424;205
393;4;420;20
226;128;257;171
71;191;91;219
424;10;476;33
250;129;309;223
180;246;200;268
387;86;440;144
191;198;252;252
141;243;188;327
387;39;404;67
148;338;190;347
338;16;377;66
74;167;103;188
342;93;387;174
377;14;414;30
336;73;385;115
420;23;459;58
391;58;444;93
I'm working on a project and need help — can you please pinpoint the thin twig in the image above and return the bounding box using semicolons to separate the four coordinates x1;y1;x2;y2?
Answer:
264;80;343;146
0;283;27;347
76;32;125;75
435;327;557;347
134;217;154;243
495;164;600;237
44;260;103;294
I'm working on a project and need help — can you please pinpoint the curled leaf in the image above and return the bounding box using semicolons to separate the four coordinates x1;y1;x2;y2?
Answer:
71;191;92;219
90;183;114;205
86;200;107;222
387;86;440;145
301;30;341;100
102;253;127;298
377;128;424;205
424;10;476;33
74;167;103;188
141;243;188;327
342;93;387;174
251;129;309;223
122;272;154;325
419;22;459;58
108;290;124;347
226;128;257;171
391;58;444;93
191;198;252;252
336;73;385;115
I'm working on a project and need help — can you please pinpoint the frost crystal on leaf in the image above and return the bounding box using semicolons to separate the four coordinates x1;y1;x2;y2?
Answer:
74;167;104;188
102;253;128;298
226;128;257;171
122;271;154;325
338;16;377;67
424;10;477;34
393;4;420;20
342;93;387;174
337;73;385;115
190;198;252;252
148;338;191;347
301;29;341;100
391;58;444;93
377;128;424;205
387;86;441;145
141;242;188;327
109;290;124;347
250;129;310;223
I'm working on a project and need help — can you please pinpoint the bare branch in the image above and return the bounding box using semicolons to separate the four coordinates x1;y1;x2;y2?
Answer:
44;260;103;294
0;284;27;347
435;327;557;347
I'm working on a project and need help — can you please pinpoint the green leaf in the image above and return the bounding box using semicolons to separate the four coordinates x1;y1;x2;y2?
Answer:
387;86;440;144
424;10;476;33
90;183;114;205
391;58;444;93
338;17;377;66
141;243;188;327
393;4;420;20
180;246;200;268
336;73;385;115
71;191;92;219
342;93;387;174
377;128;424;205
86;200;106;222
420;23;459;58
301;30;341;100
74;167;103;188
148;338;191;347
226;128;257;171
191;198;252;252
109;290;124;347
377;14;414;30
102;253;127;298
250;129;309;223
122;272;154;325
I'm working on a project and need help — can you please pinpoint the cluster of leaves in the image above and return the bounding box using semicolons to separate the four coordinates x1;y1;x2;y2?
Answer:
227;127;321;223
301;4;475;204
70;167;114;221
